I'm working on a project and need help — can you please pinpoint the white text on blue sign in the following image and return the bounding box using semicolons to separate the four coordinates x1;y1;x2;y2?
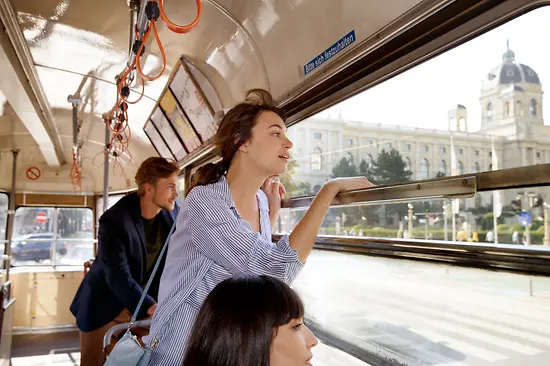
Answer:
304;30;356;76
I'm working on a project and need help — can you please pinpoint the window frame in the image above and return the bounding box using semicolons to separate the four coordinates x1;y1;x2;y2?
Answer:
10;205;95;268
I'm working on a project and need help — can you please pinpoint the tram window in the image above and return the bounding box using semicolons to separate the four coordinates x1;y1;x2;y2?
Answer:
275;186;550;245
0;193;7;241
96;193;126;215
56;208;94;266
11;207;93;267
12;207;55;266
279;7;550;246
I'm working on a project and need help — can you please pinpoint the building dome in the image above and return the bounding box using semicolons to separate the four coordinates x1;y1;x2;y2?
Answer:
482;43;540;90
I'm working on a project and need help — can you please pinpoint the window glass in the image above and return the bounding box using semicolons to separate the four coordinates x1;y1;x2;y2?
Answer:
279;7;550;249
12;207;55;266
11;207;93;266
278;8;550;366
56;208;94;265
96;193;126;215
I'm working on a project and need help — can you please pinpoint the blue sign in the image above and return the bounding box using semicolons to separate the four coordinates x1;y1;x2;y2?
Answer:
519;211;531;226
304;30;356;75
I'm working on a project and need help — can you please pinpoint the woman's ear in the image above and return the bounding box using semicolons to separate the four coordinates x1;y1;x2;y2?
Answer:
238;141;250;153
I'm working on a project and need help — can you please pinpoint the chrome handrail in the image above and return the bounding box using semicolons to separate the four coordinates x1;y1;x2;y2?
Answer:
282;164;550;209
8;238;96;243
103;320;152;349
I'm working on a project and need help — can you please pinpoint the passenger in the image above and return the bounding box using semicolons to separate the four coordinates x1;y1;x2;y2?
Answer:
69;157;180;366
182;275;318;366
145;89;372;365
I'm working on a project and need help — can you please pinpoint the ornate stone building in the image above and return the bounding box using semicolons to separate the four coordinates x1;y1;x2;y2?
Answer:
290;46;549;209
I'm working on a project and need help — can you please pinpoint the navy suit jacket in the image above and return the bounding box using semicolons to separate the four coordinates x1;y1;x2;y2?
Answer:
70;193;179;332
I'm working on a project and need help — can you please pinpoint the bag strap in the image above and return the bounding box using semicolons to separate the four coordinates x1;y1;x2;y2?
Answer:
130;221;176;327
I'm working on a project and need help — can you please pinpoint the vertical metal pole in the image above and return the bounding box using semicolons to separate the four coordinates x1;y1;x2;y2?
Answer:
51;208;58;267
544;203;549;246
72;104;78;148
103;123;110;213
5;150;19;281
97;117;111;257
444;201;448;241
452;212;456;242
493;210;499;244
129;2;138;57
407;204;413;239
424;218;428;240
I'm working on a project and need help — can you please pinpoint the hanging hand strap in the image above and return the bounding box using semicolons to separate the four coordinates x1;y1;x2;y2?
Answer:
129;221;176;327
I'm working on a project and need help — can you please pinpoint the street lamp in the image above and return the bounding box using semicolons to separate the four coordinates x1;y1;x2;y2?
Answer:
544;202;549;246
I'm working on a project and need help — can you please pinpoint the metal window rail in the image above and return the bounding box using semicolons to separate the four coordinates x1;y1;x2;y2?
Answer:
276;164;550;276
282;164;550;208
5;238;96;268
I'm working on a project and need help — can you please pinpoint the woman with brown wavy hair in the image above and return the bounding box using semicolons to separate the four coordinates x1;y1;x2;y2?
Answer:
144;89;373;365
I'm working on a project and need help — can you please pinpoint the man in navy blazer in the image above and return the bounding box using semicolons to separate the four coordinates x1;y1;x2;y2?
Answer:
70;157;180;366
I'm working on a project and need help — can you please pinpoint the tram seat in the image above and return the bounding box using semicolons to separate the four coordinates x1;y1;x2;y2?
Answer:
103;320;151;358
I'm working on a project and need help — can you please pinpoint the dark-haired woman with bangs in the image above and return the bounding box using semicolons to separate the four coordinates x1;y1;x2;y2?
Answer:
144;89;373;365
182;275;317;366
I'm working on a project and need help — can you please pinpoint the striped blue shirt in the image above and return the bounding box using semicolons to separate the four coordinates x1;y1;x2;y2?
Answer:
143;176;304;365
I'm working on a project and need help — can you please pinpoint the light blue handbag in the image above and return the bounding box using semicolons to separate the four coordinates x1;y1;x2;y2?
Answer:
103;222;176;366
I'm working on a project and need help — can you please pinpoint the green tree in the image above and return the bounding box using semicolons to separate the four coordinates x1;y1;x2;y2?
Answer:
295;181;313;196
277;160;314;227
279;159;299;195
369;149;412;185
331;157;358;178
358;159;370;176
329;157;377;228
368;149;412;221
278;159;314;198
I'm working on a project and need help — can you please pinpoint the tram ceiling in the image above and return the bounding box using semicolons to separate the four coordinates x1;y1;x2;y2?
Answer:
0;0;65;168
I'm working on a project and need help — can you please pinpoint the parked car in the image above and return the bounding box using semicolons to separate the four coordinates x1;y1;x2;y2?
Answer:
11;233;68;263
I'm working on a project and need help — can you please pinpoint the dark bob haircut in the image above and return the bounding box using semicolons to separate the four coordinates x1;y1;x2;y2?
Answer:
182;275;304;366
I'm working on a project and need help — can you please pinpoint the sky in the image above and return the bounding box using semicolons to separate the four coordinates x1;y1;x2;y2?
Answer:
318;6;550;132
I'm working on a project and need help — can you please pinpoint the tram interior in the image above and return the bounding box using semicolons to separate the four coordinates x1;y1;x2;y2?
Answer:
1;0;550;365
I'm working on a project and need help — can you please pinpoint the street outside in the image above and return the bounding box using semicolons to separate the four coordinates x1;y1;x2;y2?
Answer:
294;250;550;366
